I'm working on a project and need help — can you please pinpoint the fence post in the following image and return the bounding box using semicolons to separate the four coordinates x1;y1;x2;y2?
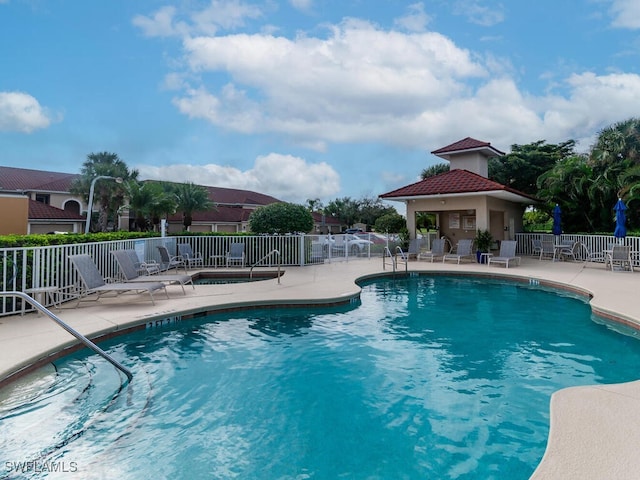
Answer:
299;235;305;266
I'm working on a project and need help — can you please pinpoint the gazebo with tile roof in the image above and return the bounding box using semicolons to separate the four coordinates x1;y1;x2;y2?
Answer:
380;137;537;248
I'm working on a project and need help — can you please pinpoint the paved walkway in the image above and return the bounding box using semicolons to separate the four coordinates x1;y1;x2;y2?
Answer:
2;256;640;479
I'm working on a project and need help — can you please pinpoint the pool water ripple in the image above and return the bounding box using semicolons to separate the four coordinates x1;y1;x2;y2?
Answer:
3;276;640;479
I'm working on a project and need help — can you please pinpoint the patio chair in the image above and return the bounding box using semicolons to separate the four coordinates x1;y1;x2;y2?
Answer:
532;239;543;257
488;240;521;268
576;242;608;266
226;243;246;267
538;240;555;260
606;245;634;272
442;239;475;264
112;250;194;295
406;238;422;260
178;243;204;269
418;238;447;262
157;245;187;273
127;249;160;275
558;241;579;261
68;254;168;307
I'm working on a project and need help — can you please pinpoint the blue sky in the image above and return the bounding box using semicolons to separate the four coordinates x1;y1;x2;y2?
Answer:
1;0;640;206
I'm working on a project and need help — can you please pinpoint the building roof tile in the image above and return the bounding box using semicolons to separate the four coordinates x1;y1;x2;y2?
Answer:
28;199;85;220
380;169;537;201
431;136;505;157
0;166;78;192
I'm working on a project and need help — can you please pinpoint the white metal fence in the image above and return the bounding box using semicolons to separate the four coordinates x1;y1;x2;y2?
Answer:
0;233;398;316
4;232;637;317
515;233;640;257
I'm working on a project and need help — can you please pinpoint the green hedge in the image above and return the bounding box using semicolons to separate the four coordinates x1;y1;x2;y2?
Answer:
0;231;252;249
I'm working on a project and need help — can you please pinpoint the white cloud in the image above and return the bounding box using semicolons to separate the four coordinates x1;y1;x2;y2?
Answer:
132;6;183;38
190;0;262;33
452;0;505;27
289;0;313;13
137;4;640;166
0;91;53;133
137;153;340;203
394;3;431;32
609;0;640;29
132;1;262;38
176;19;487;149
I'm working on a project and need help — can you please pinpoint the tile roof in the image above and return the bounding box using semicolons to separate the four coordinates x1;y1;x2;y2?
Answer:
202;185;281;206
0;166;78;192
28;200;85;220
431;137;505;157
379;169;537;201
0;167;284;207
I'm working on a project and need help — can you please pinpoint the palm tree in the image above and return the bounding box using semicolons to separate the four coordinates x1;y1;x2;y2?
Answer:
174;182;215;231
537;154;595;231
420;163;449;179
591;118;640;166
125;181;177;231
70;152;138;232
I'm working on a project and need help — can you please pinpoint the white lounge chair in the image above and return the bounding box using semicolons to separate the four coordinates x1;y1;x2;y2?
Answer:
406;238;422;260
69;254;168;306
578;242;608;265
606;245;634;272
111;249;194;295
126;249;160;275
418;238;447;262
488;240;521;268
538;240;555;260
178;243;204;269
226;243;246;267
157;245;187;273
442;239;474;264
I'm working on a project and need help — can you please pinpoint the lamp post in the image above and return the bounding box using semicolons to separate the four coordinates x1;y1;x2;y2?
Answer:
85;175;123;234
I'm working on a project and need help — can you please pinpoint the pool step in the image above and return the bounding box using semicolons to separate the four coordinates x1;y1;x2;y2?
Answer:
0;354;151;465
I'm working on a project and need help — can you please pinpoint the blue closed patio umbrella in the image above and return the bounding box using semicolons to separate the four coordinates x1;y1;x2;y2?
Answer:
614;198;627;239
552;204;562;236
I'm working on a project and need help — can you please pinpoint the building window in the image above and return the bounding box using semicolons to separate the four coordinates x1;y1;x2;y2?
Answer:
35;194;50;204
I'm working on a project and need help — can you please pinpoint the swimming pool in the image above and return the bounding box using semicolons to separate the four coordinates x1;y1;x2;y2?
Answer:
2;275;640;479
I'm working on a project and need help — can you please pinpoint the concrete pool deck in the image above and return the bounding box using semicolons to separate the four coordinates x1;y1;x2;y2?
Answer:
1;256;640;479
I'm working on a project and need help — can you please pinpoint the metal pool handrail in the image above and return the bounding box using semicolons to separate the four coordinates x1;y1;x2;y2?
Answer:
0;291;133;382
250;249;281;284
383;246;409;273
395;246;409;273
383;246;395;271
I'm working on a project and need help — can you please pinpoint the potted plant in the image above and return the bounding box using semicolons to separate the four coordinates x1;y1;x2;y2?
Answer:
474;229;493;263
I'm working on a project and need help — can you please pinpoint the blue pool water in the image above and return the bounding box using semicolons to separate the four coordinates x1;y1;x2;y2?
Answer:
3;275;640;479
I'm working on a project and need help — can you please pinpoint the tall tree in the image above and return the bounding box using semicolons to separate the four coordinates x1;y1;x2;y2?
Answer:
358;196;396;228
420;163;449;179
489;140;576;195
324;197;361;227
537;154;594;231
174;182;215;231
125;181;177;231
305;198;324;212
588;118;640;230
71;152;138;232
591;118;640;166
249;202;314;234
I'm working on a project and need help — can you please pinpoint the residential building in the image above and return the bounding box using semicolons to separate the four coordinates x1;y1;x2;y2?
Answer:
0;166;339;235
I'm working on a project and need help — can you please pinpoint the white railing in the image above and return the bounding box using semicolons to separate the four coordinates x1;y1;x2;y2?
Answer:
515;233;640;257
0;233;396;316
0;291;133;381
4;232;636;316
